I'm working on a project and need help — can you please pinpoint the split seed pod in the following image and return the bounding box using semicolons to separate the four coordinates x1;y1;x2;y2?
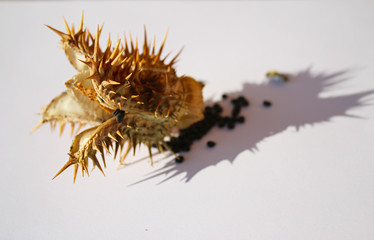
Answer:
32;15;205;182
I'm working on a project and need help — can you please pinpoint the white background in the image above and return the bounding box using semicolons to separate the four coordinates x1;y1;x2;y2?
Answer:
1;1;374;239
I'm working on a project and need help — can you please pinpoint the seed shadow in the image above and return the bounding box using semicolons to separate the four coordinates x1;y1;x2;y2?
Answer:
131;68;374;185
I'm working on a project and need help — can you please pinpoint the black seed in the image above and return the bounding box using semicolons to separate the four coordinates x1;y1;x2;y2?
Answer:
241;99;249;107
263;100;272;107
235;116;245;123
207;141;216;148
204;106;213;114
227;121;235;129
113;109;120;116
172;146;181;153
181;145;191;152
233;96;248;107
113;109;125;123
213;103;223;113
222;94;228;99
231;99;240;106
206;120;216;129
194;133;204;140
217;118;226;128
232;105;241;117
218;123;225;128
175;155;184;163
231;96;249;107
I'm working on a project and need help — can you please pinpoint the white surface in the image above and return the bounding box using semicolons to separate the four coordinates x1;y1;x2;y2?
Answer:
1;1;374;239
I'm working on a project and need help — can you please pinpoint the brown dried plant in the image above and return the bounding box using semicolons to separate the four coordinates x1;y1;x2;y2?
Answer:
32;14;204;182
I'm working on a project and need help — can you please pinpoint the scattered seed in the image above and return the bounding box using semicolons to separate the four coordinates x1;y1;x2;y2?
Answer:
227;121;235;129
213;103;223;114
238;96;249;107
175;155;184;163
235;116;245;123
217;118;226;128
207;141;216;148
232;105;241;117
263;100;272;108
231;99;240;106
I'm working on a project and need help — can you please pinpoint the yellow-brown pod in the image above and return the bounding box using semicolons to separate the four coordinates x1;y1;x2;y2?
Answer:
32;14;204;182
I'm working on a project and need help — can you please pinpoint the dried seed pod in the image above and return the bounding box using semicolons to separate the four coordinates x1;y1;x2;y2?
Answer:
32;14;204;182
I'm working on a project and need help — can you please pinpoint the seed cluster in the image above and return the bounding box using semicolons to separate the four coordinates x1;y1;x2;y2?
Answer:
168;70;281;164
165;95;249;163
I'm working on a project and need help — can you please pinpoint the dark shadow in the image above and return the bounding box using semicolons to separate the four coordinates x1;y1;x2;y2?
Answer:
131;68;374;184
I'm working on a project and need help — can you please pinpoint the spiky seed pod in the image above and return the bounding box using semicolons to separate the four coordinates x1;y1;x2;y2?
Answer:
32;14;205;182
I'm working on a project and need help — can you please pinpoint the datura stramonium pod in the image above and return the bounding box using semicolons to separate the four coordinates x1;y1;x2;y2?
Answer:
32;15;205;182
